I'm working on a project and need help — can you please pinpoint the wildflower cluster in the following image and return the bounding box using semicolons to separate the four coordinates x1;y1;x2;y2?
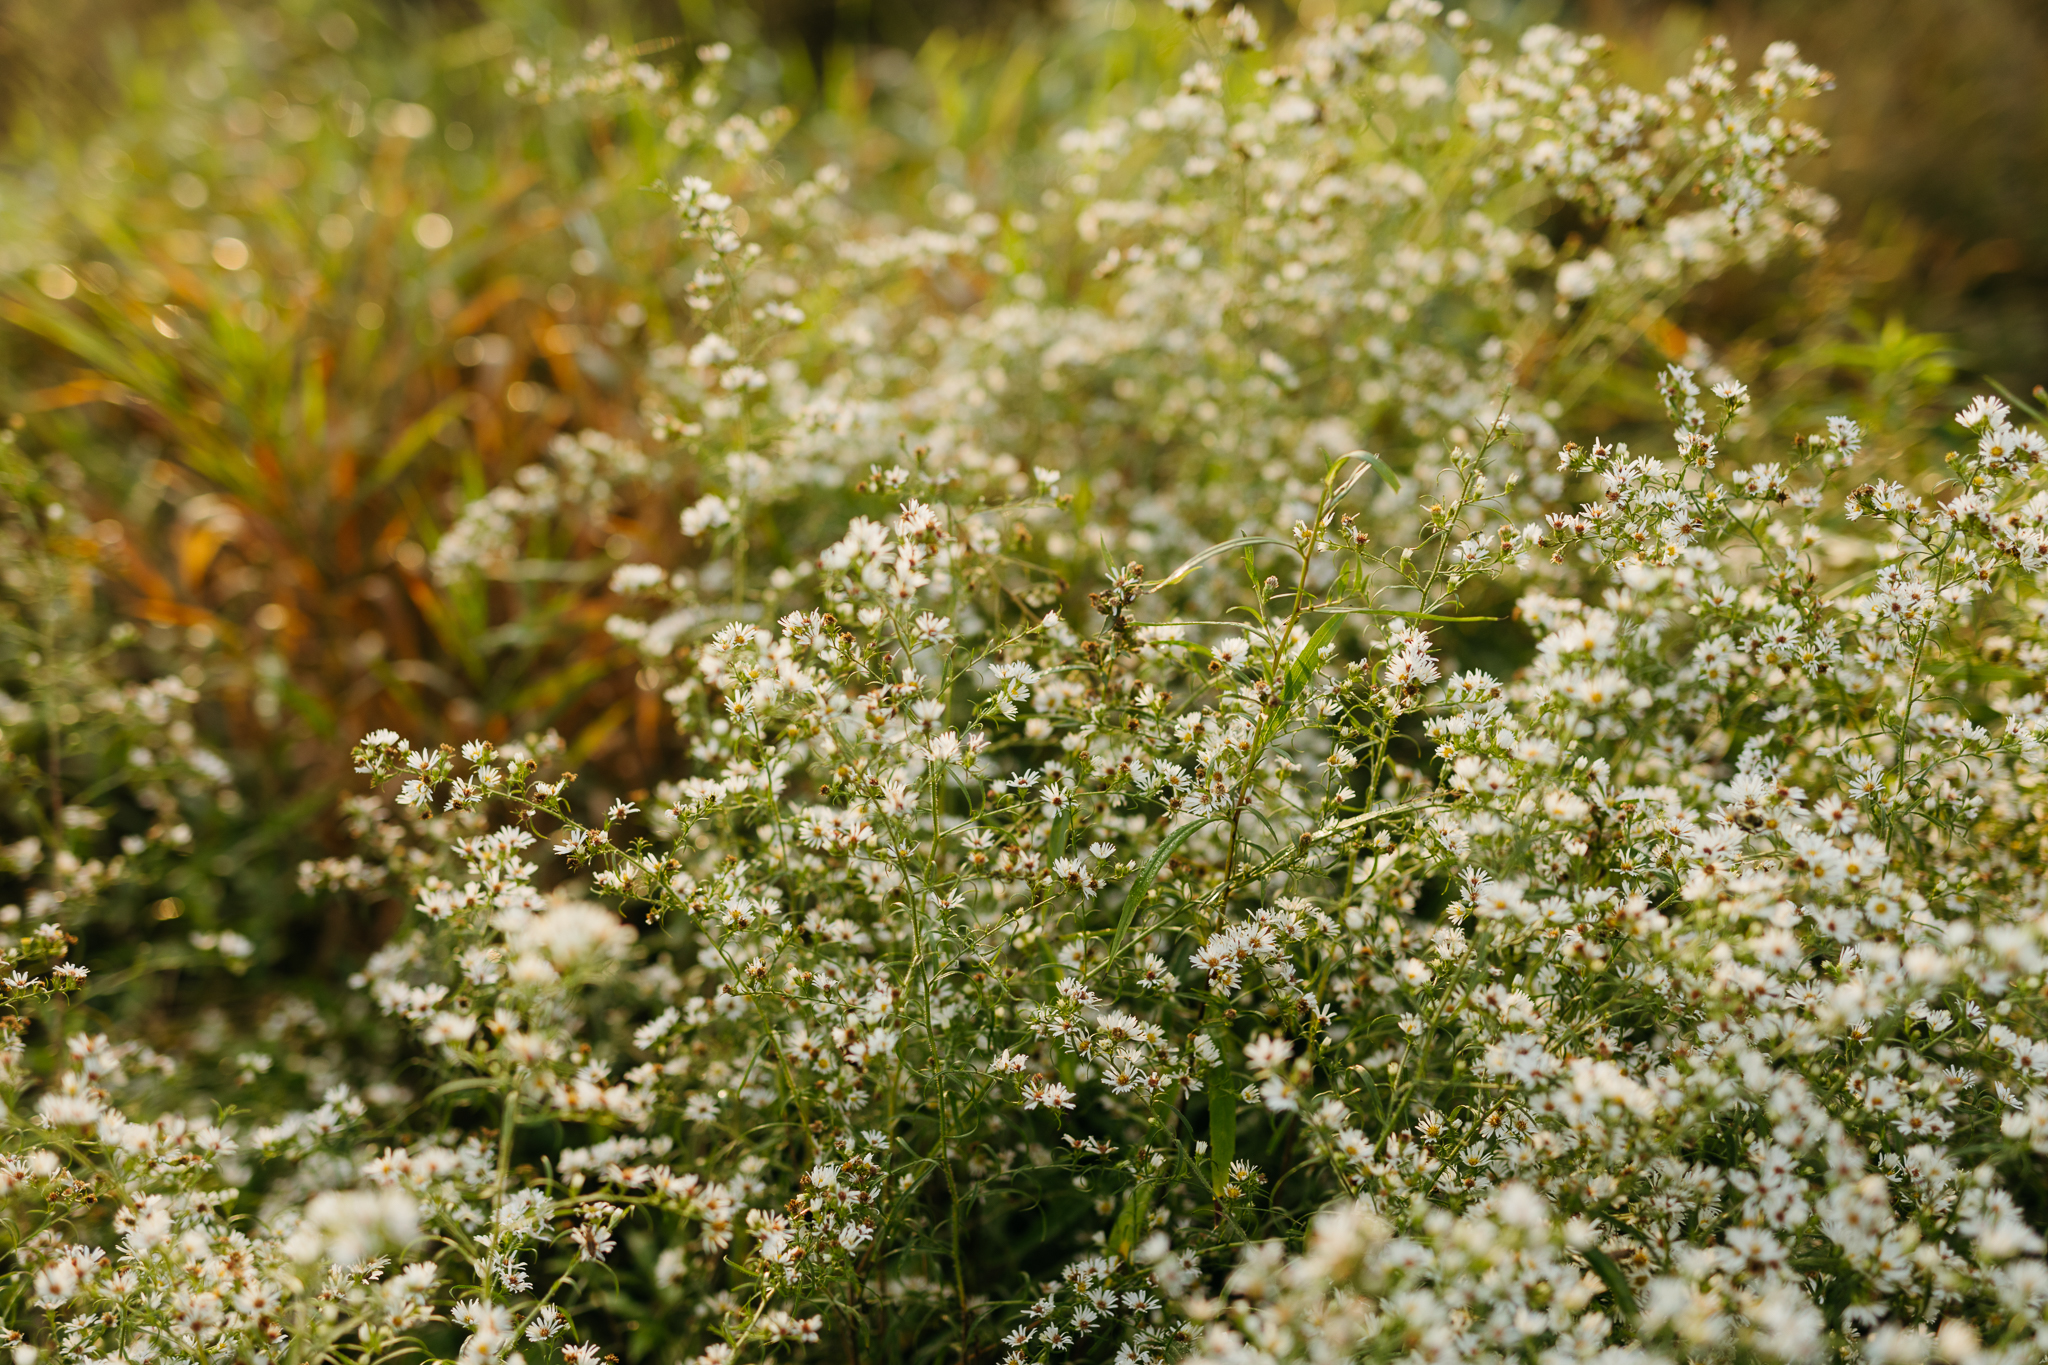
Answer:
170;375;2048;1363
437;0;1836;619
0;434;238;1004
10;6;2047;1365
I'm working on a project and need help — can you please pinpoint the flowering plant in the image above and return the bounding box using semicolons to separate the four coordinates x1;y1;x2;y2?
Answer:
8;6;2048;1365
0;432;243;974
436;3;1839;624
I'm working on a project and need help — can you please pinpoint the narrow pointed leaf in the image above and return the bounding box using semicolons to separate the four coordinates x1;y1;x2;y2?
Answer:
1337;448;1401;493
1282;613;1346;705
1209;1069;1237;1197
1108;815;1220;962
1149;536;1293;592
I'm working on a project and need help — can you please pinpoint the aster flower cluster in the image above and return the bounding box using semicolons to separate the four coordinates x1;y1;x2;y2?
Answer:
431;0;1835;614
9;5;2048;1365
20;374;2028;1363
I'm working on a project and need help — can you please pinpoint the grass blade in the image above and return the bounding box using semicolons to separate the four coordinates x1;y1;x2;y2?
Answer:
1148;536;1294;592
1209;1068;1237;1197
1108;815;1219;964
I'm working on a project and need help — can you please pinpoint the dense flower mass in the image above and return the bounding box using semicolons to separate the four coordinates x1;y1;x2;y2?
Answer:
5;5;2047;1365
431;2;1836;610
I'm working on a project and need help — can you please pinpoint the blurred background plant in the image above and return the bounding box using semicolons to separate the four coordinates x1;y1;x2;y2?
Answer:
0;0;704;999
0;428;408;1116
0;0;2030;1032
0;427;241;983
9;0;2040;381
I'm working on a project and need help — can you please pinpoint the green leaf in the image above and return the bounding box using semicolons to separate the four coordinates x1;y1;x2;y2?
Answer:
1148;536;1294;592
1282;613;1345;706
1048;808;1072;864
422;1076;507;1104
362;392;471;496
1208;1068;1237;1197
1312;606;1501;624
1109;1180;1155;1259
1581;1246;1639;1326
1336;448;1402;494
1109;816;1220;962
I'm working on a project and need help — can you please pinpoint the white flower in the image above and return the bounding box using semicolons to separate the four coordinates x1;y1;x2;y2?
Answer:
610;563;667;593
1243;1033;1293;1073
681;494;732;536
1022;1077;1076;1112
422;1013;477;1046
